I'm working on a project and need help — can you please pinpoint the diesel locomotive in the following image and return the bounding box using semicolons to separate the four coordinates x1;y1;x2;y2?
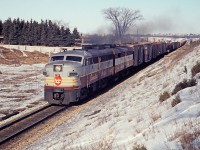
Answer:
43;41;186;105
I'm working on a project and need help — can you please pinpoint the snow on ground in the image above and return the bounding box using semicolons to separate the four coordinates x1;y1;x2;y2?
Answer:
0;64;47;119
1;44;81;54
23;41;200;150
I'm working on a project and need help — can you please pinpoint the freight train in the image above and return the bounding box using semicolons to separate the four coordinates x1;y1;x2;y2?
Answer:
43;41;186;105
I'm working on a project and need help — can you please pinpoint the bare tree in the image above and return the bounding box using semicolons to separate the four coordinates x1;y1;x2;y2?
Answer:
102;7;142;42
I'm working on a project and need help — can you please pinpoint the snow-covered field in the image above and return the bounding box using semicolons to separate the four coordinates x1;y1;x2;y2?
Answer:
18;42;200;150
0;64;47;120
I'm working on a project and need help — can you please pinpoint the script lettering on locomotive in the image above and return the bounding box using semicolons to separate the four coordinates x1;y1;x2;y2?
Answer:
54;74;62;86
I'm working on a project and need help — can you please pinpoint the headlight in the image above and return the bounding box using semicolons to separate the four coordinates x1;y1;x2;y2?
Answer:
54;65;62;72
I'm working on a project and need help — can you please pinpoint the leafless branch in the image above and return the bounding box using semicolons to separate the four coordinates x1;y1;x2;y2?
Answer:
102;7;143;42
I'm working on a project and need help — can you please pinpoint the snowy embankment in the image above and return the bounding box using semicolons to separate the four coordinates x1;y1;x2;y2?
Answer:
0;64;47;120
24;41;200;150
0;45;49;121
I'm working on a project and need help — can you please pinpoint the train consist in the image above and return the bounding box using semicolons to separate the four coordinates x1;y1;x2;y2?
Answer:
43;41;186;105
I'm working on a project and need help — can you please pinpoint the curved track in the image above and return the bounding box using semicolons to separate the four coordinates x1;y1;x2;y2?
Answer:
0;105;66;145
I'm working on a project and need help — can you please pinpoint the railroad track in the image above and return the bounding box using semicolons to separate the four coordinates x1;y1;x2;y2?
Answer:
0;104;66;145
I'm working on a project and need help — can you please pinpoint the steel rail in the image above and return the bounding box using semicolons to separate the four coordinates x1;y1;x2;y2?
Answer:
0;104;51;130
0;105;66;145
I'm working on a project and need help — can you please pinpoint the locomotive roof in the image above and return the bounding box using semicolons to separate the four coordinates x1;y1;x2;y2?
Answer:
51;47;129;58
52;49;87;56
84;46;129;57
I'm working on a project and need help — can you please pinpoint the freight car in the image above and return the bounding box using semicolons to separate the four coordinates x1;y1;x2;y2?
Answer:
43;41;185;105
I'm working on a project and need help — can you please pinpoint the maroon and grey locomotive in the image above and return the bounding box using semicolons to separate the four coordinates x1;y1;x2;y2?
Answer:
43;41;185;105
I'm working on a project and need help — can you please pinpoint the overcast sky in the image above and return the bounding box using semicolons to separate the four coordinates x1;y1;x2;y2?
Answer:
1;0;200;34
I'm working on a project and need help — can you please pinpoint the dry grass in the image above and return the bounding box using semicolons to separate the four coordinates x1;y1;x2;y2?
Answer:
170;40;200;67
134;126;142;134
0;89;12;92
159;91;170;102
135;112;144;123
14;99;24;102
15;108;26;112
168;129;186;141
0;109;19;117
65;137;114;150
26;104;35;108
2;95;27;99
128;117;133;122
172;79;197;95
170;127;200;149
166;119;200;149
180;134;198;149
96;114;110;126
171;95;181;107
0;46;48;65
151;113;161;122
0;110;13;116
132;143;147;150
191;61;200;77
84;110;101;117
180;128;200;149
88;140;113;150
30;101;40;105
24;89;37;93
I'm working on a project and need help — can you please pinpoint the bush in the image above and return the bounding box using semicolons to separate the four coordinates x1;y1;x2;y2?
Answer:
171;95;181;107
172;79;197;95
183;66;187;74
133;144;147;150
191;62;200;77
159;91;170;102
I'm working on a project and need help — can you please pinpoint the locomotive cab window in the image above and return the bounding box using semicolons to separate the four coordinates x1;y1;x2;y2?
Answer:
51;56;64;61
66;56;82;62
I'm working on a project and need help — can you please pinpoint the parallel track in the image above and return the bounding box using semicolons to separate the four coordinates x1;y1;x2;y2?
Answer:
0;105;66;145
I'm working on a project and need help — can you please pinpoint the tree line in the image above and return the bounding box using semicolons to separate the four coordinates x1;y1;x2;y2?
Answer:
0;18;81;46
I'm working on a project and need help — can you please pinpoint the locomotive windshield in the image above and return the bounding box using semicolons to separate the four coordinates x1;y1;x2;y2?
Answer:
51;56;64;61
66;56;82;62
